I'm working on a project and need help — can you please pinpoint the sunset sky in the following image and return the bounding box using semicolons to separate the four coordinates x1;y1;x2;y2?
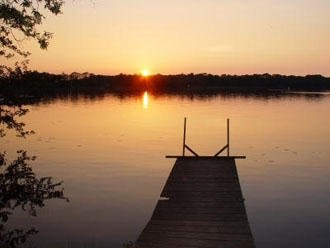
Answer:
24;0;330;75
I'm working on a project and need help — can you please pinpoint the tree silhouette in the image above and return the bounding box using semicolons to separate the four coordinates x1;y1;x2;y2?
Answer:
0;0;64;74
0;2;66;246
0;103;68;248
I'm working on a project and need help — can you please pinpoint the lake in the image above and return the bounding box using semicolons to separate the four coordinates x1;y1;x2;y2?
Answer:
2;91;330;248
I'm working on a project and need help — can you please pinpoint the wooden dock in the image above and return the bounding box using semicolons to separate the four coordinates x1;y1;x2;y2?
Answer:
136;157;255;248
136;119;255;248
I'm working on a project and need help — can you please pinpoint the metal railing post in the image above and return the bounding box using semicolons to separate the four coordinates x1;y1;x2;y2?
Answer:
227;118;230;156
183;117;186;156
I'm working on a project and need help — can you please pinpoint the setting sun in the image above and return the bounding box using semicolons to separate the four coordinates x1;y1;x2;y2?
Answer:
141;69;149;77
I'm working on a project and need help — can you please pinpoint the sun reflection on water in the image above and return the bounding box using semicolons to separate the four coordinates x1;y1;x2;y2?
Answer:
143;91;149;109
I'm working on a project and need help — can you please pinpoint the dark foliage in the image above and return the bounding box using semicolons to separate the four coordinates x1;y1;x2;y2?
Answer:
1;2;66;246
0;101;67;248
0;105;34;138
0;0;63;68
0;72;329;103
0;150;67;248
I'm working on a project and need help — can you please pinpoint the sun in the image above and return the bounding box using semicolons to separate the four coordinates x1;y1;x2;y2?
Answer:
141;69;149;77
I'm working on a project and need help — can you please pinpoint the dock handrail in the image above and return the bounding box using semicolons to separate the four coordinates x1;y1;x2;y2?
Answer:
167;118;245;159
182;117;199;157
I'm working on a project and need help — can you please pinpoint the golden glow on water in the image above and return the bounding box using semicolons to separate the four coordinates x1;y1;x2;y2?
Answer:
2;95;330;247
143;91;149;109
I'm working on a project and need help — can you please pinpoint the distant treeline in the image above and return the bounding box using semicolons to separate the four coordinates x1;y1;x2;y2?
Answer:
1;71;329;99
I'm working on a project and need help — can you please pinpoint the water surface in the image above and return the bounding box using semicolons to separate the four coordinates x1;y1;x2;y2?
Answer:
2;92;330;248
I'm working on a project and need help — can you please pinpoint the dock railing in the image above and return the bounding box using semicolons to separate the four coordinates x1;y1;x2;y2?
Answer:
166;118;245;159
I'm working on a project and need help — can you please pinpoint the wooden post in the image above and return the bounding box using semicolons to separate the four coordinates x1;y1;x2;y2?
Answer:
227;118;230;156
183;117;187;156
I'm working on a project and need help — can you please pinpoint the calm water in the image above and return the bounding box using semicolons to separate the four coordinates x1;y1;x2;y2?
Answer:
2;92;330;248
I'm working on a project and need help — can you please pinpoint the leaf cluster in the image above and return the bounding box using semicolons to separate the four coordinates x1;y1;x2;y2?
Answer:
0;102;68;247
0;150;68;247
0;0;64;64
0;105;34;138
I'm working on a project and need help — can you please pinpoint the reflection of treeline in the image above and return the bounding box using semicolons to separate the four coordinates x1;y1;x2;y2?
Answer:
1;71;329;99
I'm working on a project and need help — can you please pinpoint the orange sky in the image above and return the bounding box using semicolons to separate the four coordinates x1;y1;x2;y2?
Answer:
11;0;330;75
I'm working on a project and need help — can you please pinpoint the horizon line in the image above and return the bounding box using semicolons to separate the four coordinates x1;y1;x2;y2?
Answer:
29;71;330;78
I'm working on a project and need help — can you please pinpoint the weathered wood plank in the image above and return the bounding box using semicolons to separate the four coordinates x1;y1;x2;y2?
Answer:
162;182;241;187
162;186;241;192
136;157;255;248
166;155;246;159
138;238;254;248
137;242;252;248
165;172;239;178
162;189;242;195
161;193;243;201
152;206;246;215
166;197;245;203
170;162;235;171
151;213;247;222
147;220;252;227
170;164;236;171
163;178;239;183
143;223;251;234
161;188;242;196
139;231;253;241
155;200;245;209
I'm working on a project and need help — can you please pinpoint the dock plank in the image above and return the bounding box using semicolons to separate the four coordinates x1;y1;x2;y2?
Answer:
136;157;255;248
